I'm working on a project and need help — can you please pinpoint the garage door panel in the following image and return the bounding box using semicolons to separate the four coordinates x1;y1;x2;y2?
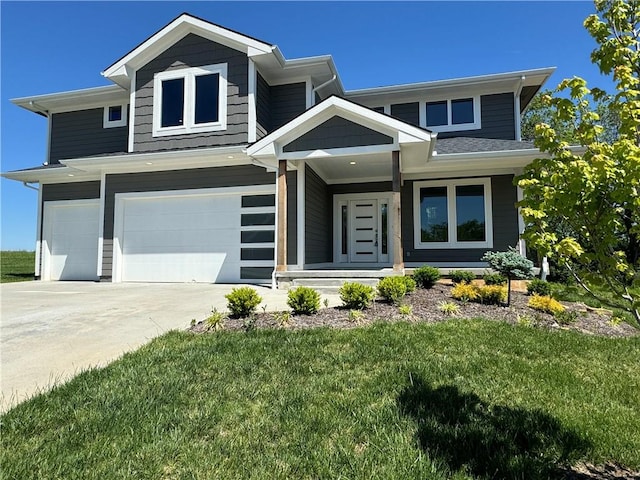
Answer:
123;254;240;283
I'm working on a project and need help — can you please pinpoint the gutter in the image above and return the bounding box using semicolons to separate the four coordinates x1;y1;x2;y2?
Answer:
514;76;525;141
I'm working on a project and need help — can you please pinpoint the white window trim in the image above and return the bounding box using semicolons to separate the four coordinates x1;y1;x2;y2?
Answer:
152;63;228;137
103;104;128;128
413;178;493;249
423;96;481;133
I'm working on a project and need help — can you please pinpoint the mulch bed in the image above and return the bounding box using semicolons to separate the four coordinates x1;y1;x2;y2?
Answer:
190;283;638;338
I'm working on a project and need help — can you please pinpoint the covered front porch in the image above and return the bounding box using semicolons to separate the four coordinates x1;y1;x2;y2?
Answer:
247;96;436;287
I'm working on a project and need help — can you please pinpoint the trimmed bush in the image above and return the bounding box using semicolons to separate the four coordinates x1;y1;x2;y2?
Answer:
339;282;375;310
477;285;508;305
528;294;565;315
225;287;262;318
402;276;417;294
483;273;507;286
377;276;407;305
482;249;534;306
449;270;476;284
413;265;440;289
527;279;552;297
451;283;479;302
287;286;321;315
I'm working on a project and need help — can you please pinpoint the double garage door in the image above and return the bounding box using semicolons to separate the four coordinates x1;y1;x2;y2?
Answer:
42;188;275;283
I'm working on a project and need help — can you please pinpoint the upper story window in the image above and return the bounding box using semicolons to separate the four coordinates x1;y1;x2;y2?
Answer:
103;104;127;128
424;96;480;133
152;63;227;137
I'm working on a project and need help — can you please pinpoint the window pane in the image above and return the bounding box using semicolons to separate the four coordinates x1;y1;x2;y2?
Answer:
381;203;388;254
161;78;184;127
195;73;220;124
108;105;122;122
456;185;485;241
451;98;474;125
426;101;447;127
420;187;448;242
341;205;348;255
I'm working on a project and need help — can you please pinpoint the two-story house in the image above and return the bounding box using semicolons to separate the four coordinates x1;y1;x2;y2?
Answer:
3;13;553;287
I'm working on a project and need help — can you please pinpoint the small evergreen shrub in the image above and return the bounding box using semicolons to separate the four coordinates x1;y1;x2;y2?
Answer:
528;294;565;316
451;283;479;303
483;273;507;286
438;301;460;316
413;265;440;289
527;279;552;297
477;285;508;305
449;270;475;284
225;287;262;318
339;282;375;310
482;248;534;306
287;286;321;315
402;276;417;294
377;276;407;304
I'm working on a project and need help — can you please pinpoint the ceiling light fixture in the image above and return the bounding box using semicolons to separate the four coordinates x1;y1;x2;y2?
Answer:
349;161;356;165
145;162;153;165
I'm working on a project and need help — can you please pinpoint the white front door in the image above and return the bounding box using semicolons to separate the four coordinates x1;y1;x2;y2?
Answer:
350;199;378;262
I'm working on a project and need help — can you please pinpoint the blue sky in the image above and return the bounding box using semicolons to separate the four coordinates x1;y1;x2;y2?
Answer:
1;1;609;250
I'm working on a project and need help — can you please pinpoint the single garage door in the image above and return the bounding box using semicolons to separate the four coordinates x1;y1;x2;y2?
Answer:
42;200;100;281
119;193;244;283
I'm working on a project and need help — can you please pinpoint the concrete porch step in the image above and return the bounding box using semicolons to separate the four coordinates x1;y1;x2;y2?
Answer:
292;277;380;288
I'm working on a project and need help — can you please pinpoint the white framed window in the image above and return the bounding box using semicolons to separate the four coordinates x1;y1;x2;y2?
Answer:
152;63;228;137
423;96;480;133
413;178;493;249
103;104;127;128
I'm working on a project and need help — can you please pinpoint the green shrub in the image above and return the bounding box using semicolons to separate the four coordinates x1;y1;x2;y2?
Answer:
527;278;552;297
449;270;475;284
339;282;375;310
483;272;507;285
348;309;365;323
225;287;262;318
205;308;227;331
555;310;579;324
377;276;407;304
438;301;460;316
402;276;417;294
398;304;413;316
413;265;440;289
482;248;534;306
287;286;321;315
451;283;479;303
528;294;565;315
477;285;507;305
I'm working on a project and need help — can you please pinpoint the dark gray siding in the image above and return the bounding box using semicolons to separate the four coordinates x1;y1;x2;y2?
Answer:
286;171;297;265
305;165;332;264
49;109;128;163
439;93;515;140
390;102;420;126
328;181;392;196
133;33;248;152
101;165;273;277
42;181;101;201
256;72;270;139
270;82;306;131
401;174;518;263
284;116;393;152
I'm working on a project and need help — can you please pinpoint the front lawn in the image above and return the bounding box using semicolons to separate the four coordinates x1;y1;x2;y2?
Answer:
0;250;35;283
2;320;639;479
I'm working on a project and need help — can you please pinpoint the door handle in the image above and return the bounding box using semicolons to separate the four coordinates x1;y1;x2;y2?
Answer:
375;229;378;247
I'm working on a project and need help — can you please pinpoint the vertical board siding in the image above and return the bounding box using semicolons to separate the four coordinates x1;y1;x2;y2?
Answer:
305;165;332;264
283;116;393;152
401;174;518;263
133;33;249;152
390;102;420;127
270;82;307;131
256;72;270;140
101;165;274;277
439;93;515;140
49;109;128;163
42;181;101;201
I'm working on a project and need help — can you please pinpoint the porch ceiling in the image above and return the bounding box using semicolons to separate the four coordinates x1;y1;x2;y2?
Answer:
307;152;393;184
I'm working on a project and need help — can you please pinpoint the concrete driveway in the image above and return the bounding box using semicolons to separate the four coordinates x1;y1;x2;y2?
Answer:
1;281;320;412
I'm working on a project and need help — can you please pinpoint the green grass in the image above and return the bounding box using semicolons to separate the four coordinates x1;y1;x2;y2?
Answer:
1;250;35;283
2;321;639;479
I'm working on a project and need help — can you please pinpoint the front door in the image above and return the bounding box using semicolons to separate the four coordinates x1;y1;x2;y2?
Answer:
350;199;378;262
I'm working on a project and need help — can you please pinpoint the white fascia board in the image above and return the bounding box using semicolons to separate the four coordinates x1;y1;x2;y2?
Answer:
11;85;128;114
103;14;273;82
2;167;99;184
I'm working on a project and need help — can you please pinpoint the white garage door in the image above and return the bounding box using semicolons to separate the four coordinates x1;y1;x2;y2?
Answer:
119;193;242;283
42;200;100;281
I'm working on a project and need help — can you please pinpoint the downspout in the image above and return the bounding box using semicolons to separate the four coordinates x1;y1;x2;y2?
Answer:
514;76;525;141
312;74;337;97
22;182;39;191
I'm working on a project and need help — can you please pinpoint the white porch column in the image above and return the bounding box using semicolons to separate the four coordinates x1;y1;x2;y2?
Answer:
392;150;404;272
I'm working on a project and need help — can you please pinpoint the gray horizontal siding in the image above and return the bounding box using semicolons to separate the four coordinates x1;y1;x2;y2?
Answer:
329;181;392;196
49;109;128;163
42;181;101;201
284;116;393;152
401;174;518;263
270;82;306;131
439;93;515;140
133;33;248;152
390;102;420;127
256;72;270;140
305;165;332;264
101;165;273;277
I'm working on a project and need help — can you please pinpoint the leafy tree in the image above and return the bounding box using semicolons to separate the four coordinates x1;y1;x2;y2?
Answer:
517;0;640;323
482;249;534;306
